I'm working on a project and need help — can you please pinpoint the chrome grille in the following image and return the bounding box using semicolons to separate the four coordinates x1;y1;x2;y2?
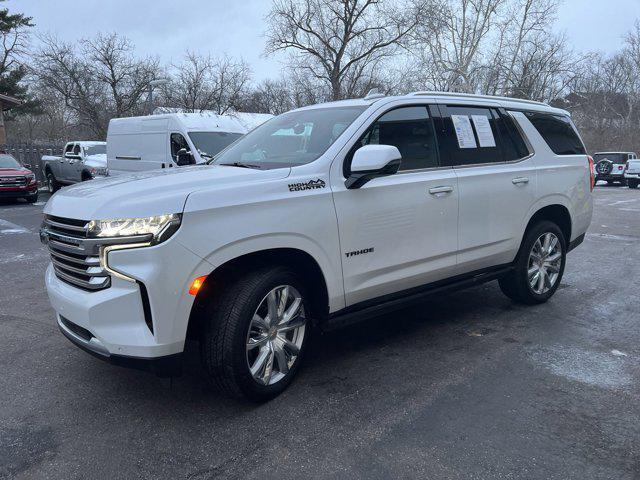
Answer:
0;175;27;187
42;215;111;291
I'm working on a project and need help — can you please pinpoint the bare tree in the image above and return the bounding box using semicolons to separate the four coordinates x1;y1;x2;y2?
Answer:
32;33;160;137
413;0;505;92
162;53;251;113
266;0;428;100
83;33;158;117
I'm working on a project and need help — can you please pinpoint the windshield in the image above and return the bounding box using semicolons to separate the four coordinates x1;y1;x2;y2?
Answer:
189;132;243;159
594;153;627;164
84;145;106;156
211;106;367;169
0;154;21;169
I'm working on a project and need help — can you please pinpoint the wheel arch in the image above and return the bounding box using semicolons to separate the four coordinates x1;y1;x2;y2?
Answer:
520;200;572;252
186;247;331;340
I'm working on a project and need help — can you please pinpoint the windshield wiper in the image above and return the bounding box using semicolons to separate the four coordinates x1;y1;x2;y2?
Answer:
218;162;262;169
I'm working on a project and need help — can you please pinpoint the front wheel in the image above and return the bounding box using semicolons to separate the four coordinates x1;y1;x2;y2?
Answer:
499;221;566;304
200;266;311;402
25;193;38;203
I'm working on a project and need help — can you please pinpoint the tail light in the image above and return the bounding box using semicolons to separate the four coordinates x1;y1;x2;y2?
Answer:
588;155;595;191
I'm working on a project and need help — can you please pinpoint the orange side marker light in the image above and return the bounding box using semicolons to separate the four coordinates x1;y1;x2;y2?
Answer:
189;275;207;296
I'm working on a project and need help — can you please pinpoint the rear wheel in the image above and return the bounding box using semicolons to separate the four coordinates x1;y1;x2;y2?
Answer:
200;266;311;402
499;221;566;304
628;180;638;189
47;172;60;193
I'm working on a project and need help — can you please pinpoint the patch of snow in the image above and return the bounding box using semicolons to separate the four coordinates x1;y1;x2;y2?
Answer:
529;345;632;390
586;233;638;242
611;350;628;357
0;218;30;235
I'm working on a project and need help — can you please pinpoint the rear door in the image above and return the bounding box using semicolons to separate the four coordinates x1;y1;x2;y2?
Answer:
434;101;536;273
332;104;459;306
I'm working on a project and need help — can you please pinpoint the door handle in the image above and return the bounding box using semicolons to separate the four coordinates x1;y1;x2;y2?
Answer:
429;186;454;195
512;177;529;185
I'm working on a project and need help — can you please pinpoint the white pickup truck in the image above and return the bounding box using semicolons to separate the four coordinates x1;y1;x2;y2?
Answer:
42;141;108;193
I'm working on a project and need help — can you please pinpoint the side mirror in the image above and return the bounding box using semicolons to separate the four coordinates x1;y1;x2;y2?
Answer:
176;148;194;166
345;144;402;189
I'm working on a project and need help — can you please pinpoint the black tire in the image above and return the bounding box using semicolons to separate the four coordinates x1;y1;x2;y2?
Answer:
629;180;639;189
200;266;312;402
607;180;614;186
46;172;60;193
499;220;567;305
25;193;38;203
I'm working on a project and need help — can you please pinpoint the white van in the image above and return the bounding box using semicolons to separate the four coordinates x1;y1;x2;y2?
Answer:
107;112;273;175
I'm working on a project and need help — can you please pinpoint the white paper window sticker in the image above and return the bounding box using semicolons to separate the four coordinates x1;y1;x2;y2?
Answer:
471;115;496;148
451;115;477;149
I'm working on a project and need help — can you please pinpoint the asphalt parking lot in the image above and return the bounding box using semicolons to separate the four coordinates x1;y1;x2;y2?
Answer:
1;185;639;480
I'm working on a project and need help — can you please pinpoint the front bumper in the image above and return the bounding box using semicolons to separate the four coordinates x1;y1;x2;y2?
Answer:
0;185;38;197
44;235;212;373
596;171;626;182
57;314;182;377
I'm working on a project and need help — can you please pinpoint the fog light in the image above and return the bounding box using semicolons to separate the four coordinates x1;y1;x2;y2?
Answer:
189;276;207;296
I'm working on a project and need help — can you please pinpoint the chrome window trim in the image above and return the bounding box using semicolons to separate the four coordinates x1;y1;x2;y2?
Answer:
341;102;441;178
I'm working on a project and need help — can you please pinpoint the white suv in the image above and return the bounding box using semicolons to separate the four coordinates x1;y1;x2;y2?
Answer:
40;92;593;401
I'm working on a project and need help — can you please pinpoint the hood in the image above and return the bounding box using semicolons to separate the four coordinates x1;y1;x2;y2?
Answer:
43;164;290;220
0;167;32;176
84;153;107;168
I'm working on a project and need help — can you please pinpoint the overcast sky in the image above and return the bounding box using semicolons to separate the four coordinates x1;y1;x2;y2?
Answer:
10;0;640;81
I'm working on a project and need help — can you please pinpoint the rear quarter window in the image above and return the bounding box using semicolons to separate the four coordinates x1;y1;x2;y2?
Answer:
525;112;585;155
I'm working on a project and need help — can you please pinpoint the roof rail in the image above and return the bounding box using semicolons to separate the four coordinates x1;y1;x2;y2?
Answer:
408;91;549;107
364;88;386;100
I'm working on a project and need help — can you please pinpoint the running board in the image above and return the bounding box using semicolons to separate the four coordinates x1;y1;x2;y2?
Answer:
323;265;514;332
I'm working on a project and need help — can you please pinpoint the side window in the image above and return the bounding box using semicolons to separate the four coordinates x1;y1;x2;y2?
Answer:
72;144;81;156
64;144;74;155
170;133;190;162
495;111;530;161
438;105;502;166
348;106;439;173
524;112;586;155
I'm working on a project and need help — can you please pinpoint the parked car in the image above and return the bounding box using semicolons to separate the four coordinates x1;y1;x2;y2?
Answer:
0;153;38;203
40;92;593;401
107;112;273;175
593;151;636;186
42;141;107;193
624;157;640;188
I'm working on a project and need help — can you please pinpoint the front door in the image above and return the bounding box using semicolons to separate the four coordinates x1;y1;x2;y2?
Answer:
63;143;81;183
332;105;459;307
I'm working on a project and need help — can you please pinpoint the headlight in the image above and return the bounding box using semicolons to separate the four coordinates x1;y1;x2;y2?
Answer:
87;214;181;243
26;173;36;184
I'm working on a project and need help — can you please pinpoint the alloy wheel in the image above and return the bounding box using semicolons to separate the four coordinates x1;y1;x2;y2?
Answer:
527;232;562;295
245;285;306;386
